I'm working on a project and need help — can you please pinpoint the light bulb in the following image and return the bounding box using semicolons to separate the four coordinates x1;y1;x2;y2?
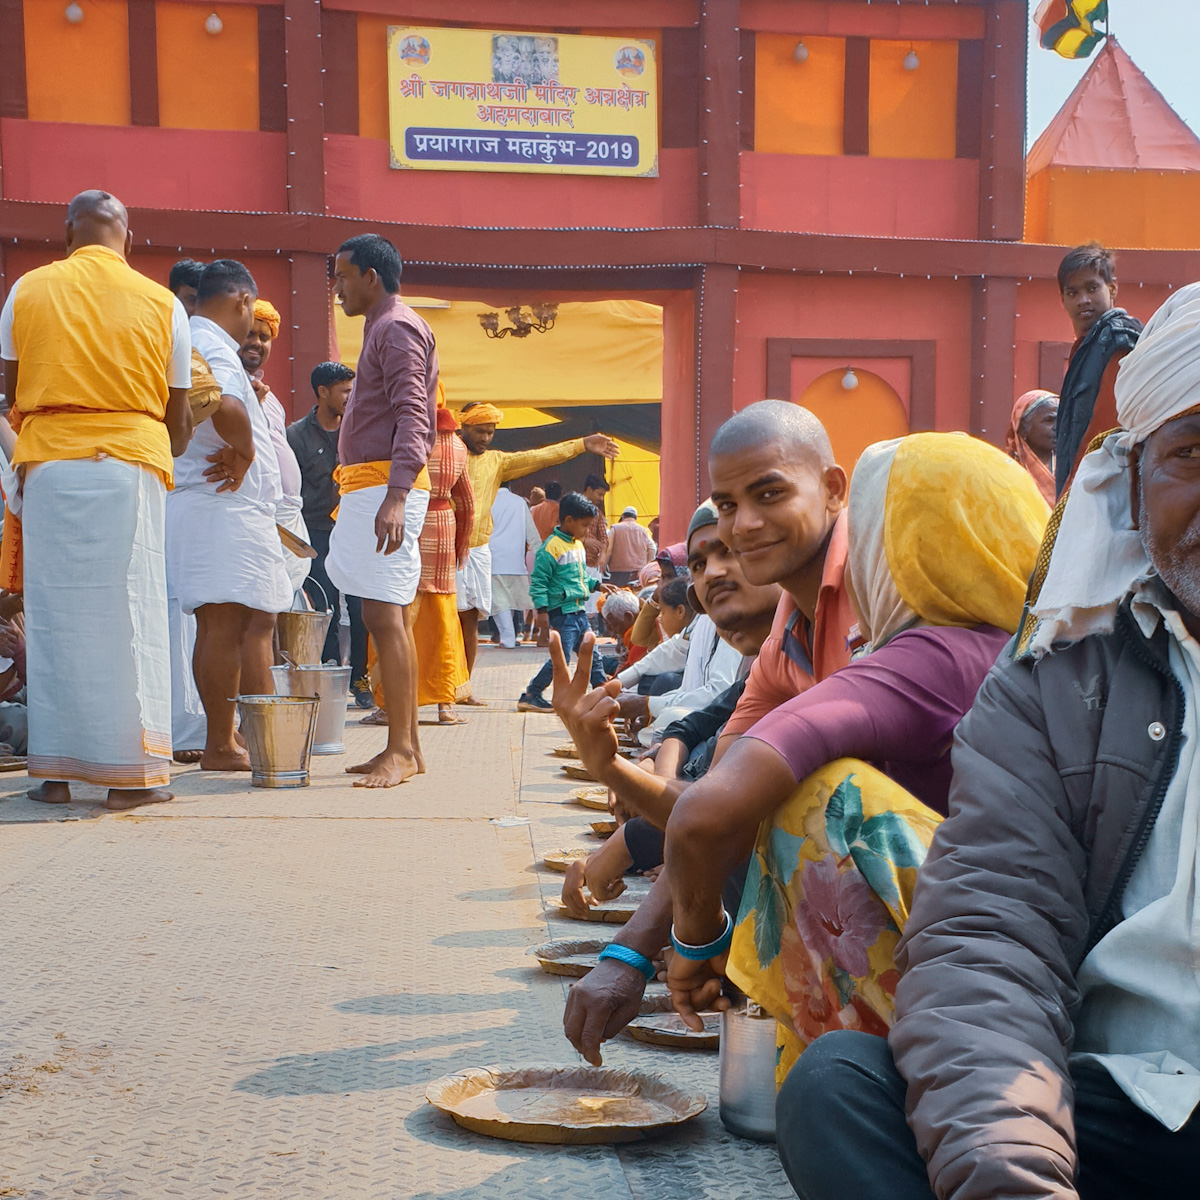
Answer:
793;41;809;63
205;12;223;35
65;2;83;23
903;49;920;71
841;369;859;391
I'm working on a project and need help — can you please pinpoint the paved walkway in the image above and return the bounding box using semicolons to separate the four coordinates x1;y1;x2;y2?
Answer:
0;647;790;1199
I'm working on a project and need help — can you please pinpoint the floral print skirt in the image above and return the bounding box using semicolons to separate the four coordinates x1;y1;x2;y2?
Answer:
725;758;942;1086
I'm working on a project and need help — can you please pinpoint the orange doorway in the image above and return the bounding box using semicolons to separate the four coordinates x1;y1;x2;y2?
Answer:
796;368;909;474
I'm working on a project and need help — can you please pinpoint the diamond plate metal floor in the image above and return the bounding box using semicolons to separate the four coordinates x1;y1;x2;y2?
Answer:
0;645;792;1199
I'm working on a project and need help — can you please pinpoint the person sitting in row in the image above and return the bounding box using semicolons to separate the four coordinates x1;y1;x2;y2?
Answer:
1007;388;1059;506
597;589;641;673
780;282;1200;1200
626;575;692;657
664;432;1047;1074
559;505;780;922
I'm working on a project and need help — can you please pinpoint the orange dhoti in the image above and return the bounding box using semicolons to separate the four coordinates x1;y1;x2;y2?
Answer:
367;594;469;709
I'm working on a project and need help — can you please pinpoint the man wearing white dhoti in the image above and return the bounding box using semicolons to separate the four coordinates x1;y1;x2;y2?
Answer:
0;190;192;810
328;234;435;788
239;298;311;593
166;260;291;773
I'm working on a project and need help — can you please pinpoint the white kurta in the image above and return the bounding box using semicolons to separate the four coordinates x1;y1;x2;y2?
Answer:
167;316;291;615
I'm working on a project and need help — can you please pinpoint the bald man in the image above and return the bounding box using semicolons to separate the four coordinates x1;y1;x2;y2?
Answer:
239;298;310;592
0;190;192;809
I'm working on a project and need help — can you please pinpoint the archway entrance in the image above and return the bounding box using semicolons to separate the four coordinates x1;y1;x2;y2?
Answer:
796;368;909;474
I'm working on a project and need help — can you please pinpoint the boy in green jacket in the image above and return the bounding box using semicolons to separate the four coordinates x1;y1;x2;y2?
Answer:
518;492;610;712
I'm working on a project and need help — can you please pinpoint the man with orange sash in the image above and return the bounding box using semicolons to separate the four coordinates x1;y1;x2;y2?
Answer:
0;190;192;809
327;235;436;788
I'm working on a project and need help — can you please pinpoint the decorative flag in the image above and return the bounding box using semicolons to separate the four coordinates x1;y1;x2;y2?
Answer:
1035;0;1110;60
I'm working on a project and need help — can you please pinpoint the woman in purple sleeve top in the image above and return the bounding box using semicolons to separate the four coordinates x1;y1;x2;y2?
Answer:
664;432;1050;1078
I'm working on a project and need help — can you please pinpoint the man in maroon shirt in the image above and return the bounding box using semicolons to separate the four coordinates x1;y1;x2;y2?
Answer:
327;234;437;787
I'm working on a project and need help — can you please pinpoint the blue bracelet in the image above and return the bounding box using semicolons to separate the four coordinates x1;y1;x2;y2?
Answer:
670;909;734;961
597;943;655;981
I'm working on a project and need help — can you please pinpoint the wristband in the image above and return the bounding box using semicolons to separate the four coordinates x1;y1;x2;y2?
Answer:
597;943;655;981
670;909;733;961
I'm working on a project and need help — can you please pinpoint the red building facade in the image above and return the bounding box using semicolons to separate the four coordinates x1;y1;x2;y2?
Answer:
2;0;1198;538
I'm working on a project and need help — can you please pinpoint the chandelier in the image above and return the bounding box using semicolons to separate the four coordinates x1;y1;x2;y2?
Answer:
478;303;558;339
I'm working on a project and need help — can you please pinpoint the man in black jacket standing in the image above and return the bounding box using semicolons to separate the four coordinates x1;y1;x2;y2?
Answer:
1054;242;1142;496
287;361;371;698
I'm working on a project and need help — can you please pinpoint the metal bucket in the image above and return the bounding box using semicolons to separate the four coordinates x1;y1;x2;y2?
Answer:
235;694;319;787
718;1003;778;1142
275;579;331;666
271;664;351;755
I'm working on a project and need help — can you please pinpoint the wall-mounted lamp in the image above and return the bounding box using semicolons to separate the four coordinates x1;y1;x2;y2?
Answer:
903;49;920;71
65;2;83;23
793;41;809;63
841;368;859;392
205;11;223;35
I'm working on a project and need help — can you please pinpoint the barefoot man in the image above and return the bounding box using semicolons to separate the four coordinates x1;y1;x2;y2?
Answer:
455;405;619;702
327;235;436;787
166;260;292;771
0;190;192;809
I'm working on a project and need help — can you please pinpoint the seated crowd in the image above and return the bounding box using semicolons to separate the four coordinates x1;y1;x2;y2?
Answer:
542;287;1199;1198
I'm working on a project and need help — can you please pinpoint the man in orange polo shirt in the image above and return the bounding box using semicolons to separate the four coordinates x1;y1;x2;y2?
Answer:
551;401;858;1059
0;190;192;809
711;400;856;743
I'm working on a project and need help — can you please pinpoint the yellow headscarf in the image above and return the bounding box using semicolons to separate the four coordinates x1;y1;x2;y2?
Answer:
458;402;504;426
253;299;281;338
848;432;1049;646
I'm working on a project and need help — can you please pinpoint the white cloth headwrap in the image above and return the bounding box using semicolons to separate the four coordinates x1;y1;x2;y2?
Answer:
847;438;917;650
1029;286;1200;655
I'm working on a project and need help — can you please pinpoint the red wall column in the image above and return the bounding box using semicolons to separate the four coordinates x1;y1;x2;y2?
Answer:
284;0;328;407
696;263;739;494
979;1;1027;241
698;0;740;227
660;289;697;544
287;254;334;421
970;275;1018;445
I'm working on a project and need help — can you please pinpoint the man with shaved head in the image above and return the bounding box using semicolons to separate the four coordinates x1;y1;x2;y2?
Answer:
0;189;192;809
705;399;856;734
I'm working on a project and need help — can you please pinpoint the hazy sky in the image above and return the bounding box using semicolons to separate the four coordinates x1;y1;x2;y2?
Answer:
1026;2;1198;151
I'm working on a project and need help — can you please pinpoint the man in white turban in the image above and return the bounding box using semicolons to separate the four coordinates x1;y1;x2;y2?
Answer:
771;287;1200;1200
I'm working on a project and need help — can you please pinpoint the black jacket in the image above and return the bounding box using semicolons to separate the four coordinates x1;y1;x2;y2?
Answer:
1055;308;1142;495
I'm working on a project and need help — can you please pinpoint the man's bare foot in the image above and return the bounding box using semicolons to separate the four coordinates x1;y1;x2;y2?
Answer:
105;788;174;811
29;781;71;804
352;750;418;788
200;747;253;772
437;705;467;725
359;708;389;726
415;748;427;774
346;751;386;774
458;695;488;707
174;749;203;765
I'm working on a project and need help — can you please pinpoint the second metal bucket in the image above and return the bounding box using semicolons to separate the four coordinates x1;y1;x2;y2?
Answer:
271;664;351;755
235;694;319;787
718;1003;778;1142
275;579;332;666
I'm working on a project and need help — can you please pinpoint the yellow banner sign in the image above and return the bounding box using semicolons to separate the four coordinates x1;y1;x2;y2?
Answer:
387;27;659;177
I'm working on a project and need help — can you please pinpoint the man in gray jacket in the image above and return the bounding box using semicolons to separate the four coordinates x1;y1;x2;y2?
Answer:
777;290;1200;1199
